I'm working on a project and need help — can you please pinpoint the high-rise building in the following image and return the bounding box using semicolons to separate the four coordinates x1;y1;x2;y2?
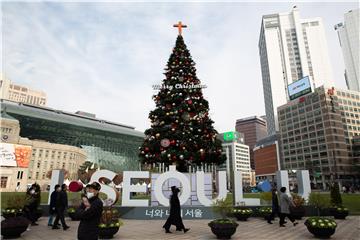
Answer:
235;116;267;169
0;76;47;106
259;6;334;135
334;9;360;91
277;86;359;189
218;131;251;187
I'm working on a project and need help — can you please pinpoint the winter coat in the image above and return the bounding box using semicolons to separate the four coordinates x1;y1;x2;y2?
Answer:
76;196;103;240
56;190;68;210
49;190;58;214
271;191;279;212
279;192;294;214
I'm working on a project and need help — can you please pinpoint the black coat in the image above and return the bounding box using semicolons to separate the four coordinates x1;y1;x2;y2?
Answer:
272;192;279;211
76;196;103;240
166;193;184;227
49;191;58;214
56;190;68;210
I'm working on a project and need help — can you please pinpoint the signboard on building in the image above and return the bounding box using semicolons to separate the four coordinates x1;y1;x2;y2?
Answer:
223;131;240;142
0;143;31;167
288;76;312;100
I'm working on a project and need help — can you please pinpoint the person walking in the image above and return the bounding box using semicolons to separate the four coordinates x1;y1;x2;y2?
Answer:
76;182;103;240
267;188;279;224
52;184;70;230
23;185;38;226
48;184;61;226
163;186;189;233
279;187;298;227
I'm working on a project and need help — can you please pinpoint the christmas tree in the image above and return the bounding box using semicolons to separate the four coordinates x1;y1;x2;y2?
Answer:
139;22;225;172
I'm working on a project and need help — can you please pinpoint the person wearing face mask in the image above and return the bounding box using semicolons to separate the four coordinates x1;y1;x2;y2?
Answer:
76;182;103;240
52;184;70;230
48;184;61;226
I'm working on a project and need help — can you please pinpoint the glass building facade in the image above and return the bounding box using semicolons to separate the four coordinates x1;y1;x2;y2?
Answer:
1;100;144;172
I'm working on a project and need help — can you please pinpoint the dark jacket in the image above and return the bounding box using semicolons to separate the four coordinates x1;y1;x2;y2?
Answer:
56;190;68;210
76;196;103;240
272;191;279;211
167;191;183;226
49;190;58;214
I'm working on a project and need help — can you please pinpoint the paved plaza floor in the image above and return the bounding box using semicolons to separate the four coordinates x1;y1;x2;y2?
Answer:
7;216;360;240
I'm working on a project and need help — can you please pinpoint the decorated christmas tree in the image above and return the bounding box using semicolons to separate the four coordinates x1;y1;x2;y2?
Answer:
139;22;225;172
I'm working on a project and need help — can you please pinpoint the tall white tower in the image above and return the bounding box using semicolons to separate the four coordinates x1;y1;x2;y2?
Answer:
335;9;359;92
259;6;334;135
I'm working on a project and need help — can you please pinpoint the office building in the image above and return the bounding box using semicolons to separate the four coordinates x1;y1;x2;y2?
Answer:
1;99;144;173
259;6;334;135
218;131;251;187
253;134;281;182
0;115;86;191
0;76;47;106
235;116;267;170
334;9;360;91
278;86;359;189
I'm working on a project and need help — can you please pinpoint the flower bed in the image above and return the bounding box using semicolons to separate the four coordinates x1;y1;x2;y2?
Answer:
232;208;252;221
330;207;349;220
2;208;23;219
258;207;272;220
98;219;123;239
304;217;337;238
67;207;79;221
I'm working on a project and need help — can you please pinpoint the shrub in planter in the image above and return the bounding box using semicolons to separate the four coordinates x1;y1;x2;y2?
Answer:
330;207;349;220
1;216;30;239
232;208;252;221
208;199;238;239
208;219;239;239
258;207;272;220
98;207;122;239
304;217;337;238
2;208;23;219
290;193;306;220
67;207;79;221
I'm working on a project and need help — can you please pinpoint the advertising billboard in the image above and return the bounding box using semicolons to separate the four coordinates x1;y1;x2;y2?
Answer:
0;143;31;167
288;76;312;100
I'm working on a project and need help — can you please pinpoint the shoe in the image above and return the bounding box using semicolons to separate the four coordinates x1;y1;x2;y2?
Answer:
48;224;53;227
293;222;298;226
280;225;286;227
31;223;38;226
284;221;287;224
267;221;273;224
176;228;182;231
63;226;70;230
165;230;172;233
183;228;190;233
52;226;60;230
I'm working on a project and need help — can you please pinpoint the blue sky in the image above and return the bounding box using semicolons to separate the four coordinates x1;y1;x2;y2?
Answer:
2;1;358;133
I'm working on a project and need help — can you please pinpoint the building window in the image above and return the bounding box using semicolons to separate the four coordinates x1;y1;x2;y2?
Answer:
1;177;8;188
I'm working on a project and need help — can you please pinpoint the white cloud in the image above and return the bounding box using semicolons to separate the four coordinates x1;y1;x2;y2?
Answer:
2;2;358;133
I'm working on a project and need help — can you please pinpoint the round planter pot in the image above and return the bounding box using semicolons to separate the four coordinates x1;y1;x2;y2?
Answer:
1;225;28;239
234;213;251;221
68;212;79;221
2;212;23;220
330;209;348;220
291;206;306;220
306;226;336;239
99;226;120;239
208;222;238;239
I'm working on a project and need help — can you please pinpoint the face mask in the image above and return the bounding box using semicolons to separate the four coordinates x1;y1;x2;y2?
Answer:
30;189;35;194
87;192;95;199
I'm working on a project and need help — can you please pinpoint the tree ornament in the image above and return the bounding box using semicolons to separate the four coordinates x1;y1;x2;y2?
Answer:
160;139;170;148
155;133;160;138
179;155;184;160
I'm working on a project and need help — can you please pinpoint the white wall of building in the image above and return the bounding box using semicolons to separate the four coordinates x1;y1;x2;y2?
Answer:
335;9;359;91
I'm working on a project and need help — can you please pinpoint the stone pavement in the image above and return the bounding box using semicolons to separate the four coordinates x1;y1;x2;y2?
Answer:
8;216;360;240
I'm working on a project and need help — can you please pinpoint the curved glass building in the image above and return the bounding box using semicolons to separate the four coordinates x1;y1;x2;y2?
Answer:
1;99;144;172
